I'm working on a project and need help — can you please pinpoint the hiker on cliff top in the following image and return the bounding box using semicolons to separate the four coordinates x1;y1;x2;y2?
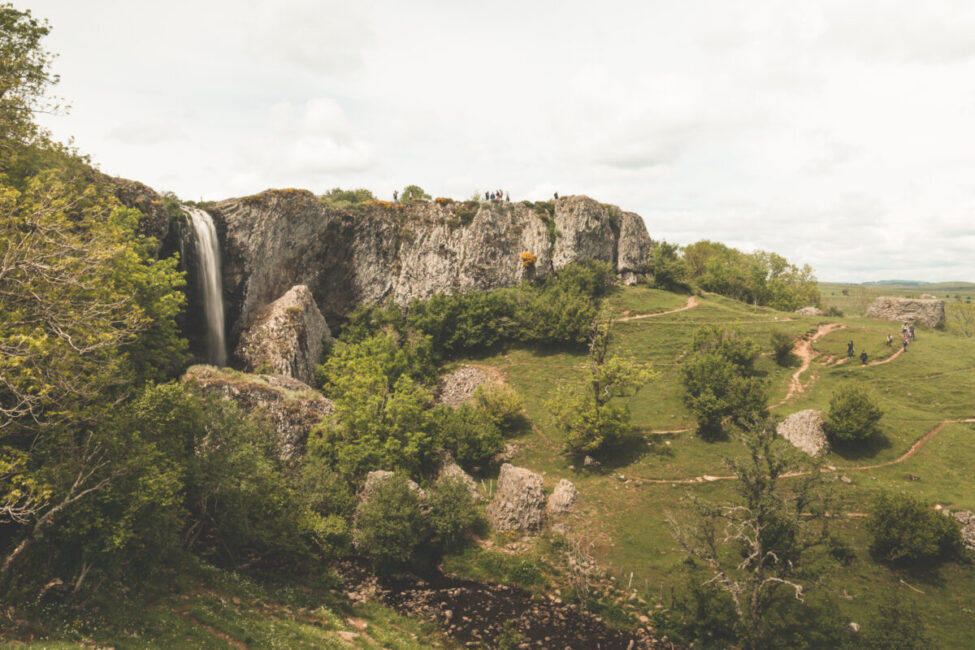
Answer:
847;341;855;358
860;350;868;365
393;190;398;202
554;191;559;199
485;191;489;200
886;333;893;347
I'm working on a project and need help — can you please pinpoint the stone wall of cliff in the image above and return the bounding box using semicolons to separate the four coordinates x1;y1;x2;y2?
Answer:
207;191;654;352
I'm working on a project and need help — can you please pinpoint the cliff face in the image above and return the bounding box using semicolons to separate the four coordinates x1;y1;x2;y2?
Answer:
207;192;654;348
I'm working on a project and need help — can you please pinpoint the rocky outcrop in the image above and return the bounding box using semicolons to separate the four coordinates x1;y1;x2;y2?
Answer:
359;470;425;501
205;192;653;347
438;458;481;501
866;296;946;328
795;306;824;316
547;479;579;515
486;464;546;533
776;410;829;457
947;510;975;552
181;364;333;460
235;285;331;384
436;366;499;407
110;176;171;251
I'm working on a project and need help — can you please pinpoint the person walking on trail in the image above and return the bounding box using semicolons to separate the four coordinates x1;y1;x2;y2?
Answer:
909;324;916;340
886;333;893;347
903;335;909;352
860;350;868;365
847;341;855;358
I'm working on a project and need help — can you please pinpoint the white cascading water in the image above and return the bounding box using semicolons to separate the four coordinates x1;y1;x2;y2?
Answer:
185;205;227;367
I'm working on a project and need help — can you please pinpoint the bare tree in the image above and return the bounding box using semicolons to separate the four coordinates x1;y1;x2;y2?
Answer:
668;417;834;648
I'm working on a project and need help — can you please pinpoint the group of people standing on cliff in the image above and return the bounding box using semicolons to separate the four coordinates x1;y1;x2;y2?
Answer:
485;190;510;202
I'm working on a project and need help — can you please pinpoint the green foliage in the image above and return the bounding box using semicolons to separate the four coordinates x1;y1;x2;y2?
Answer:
866;492;963;565
822;387;883;444
681;327;767;438
426;474;483;550
320;187;375;208
471;383;527;434
858;595;932;649
433;403;503;471
454;199;480;225
771;330;797;366
548;315;655;455
647;240;688;291
0;3;59;172
400;184;431;201
683;240;820;310
352;474;426;571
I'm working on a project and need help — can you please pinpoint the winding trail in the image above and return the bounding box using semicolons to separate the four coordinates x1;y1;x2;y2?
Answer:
630;418;975;485
769;323;845;409
617;295;698;321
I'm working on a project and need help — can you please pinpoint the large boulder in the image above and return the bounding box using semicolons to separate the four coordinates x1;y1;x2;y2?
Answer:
616;211;653;276
438;457;482;501
866;296;946;328
235;284;331;384
181;364;333;460
776;410;829;457
487;464;546;533
547;479;579;515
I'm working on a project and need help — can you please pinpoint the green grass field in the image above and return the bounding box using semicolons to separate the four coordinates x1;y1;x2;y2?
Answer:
463;285;975;648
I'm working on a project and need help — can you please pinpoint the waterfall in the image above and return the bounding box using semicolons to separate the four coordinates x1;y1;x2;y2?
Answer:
185;205;227;367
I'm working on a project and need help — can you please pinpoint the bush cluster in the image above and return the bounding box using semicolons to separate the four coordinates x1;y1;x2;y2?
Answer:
822;387;883;444
867;492;964;565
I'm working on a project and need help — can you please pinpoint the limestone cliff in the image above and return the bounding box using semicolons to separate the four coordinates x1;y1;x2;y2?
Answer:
205;191;654;348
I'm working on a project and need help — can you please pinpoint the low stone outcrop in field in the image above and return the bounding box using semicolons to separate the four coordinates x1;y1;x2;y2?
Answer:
776;409;829;457
866;296;946;328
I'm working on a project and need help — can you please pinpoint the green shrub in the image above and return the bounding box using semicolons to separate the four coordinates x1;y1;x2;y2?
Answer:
771;330;797;366
822;387;883;444
434;403;504;471
858;595;931;649
426;475;483;549
866;492;963;565
352;474;426;571
472;383;527;435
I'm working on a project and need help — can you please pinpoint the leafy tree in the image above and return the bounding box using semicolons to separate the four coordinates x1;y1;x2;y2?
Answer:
0;3;60;169
866;492;963;565
320;187;375;208
426;474;483;550
822;387;883;444
681;327;767;439
548;313;655;455
669;417;837;649
647;240;687;291
400;184;431;201
352;473;426;571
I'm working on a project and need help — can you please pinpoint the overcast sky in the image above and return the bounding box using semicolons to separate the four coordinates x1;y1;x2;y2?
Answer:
29;0;975;282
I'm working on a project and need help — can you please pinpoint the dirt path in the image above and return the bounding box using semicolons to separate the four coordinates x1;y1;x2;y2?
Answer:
769;323;845;409
631;418;975;485
617;295;698;321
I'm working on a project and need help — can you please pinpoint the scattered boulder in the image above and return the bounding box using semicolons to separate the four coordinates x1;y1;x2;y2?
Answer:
438;457;481;501
487;464;546;533
437;366;499;407
776;410;829;457
547;479;579;515
946;510;975;551
236;285;331;384
583;455;601;469
920;293;937;299
493;442;520;464
360;470;425;501
795;306;824;316
865;296;946;328
181;364;333;460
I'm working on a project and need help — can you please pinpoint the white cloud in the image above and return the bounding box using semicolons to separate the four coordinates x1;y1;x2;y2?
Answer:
30;0;975;281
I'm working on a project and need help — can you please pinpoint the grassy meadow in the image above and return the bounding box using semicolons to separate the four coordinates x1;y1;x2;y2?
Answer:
457;284;975;648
